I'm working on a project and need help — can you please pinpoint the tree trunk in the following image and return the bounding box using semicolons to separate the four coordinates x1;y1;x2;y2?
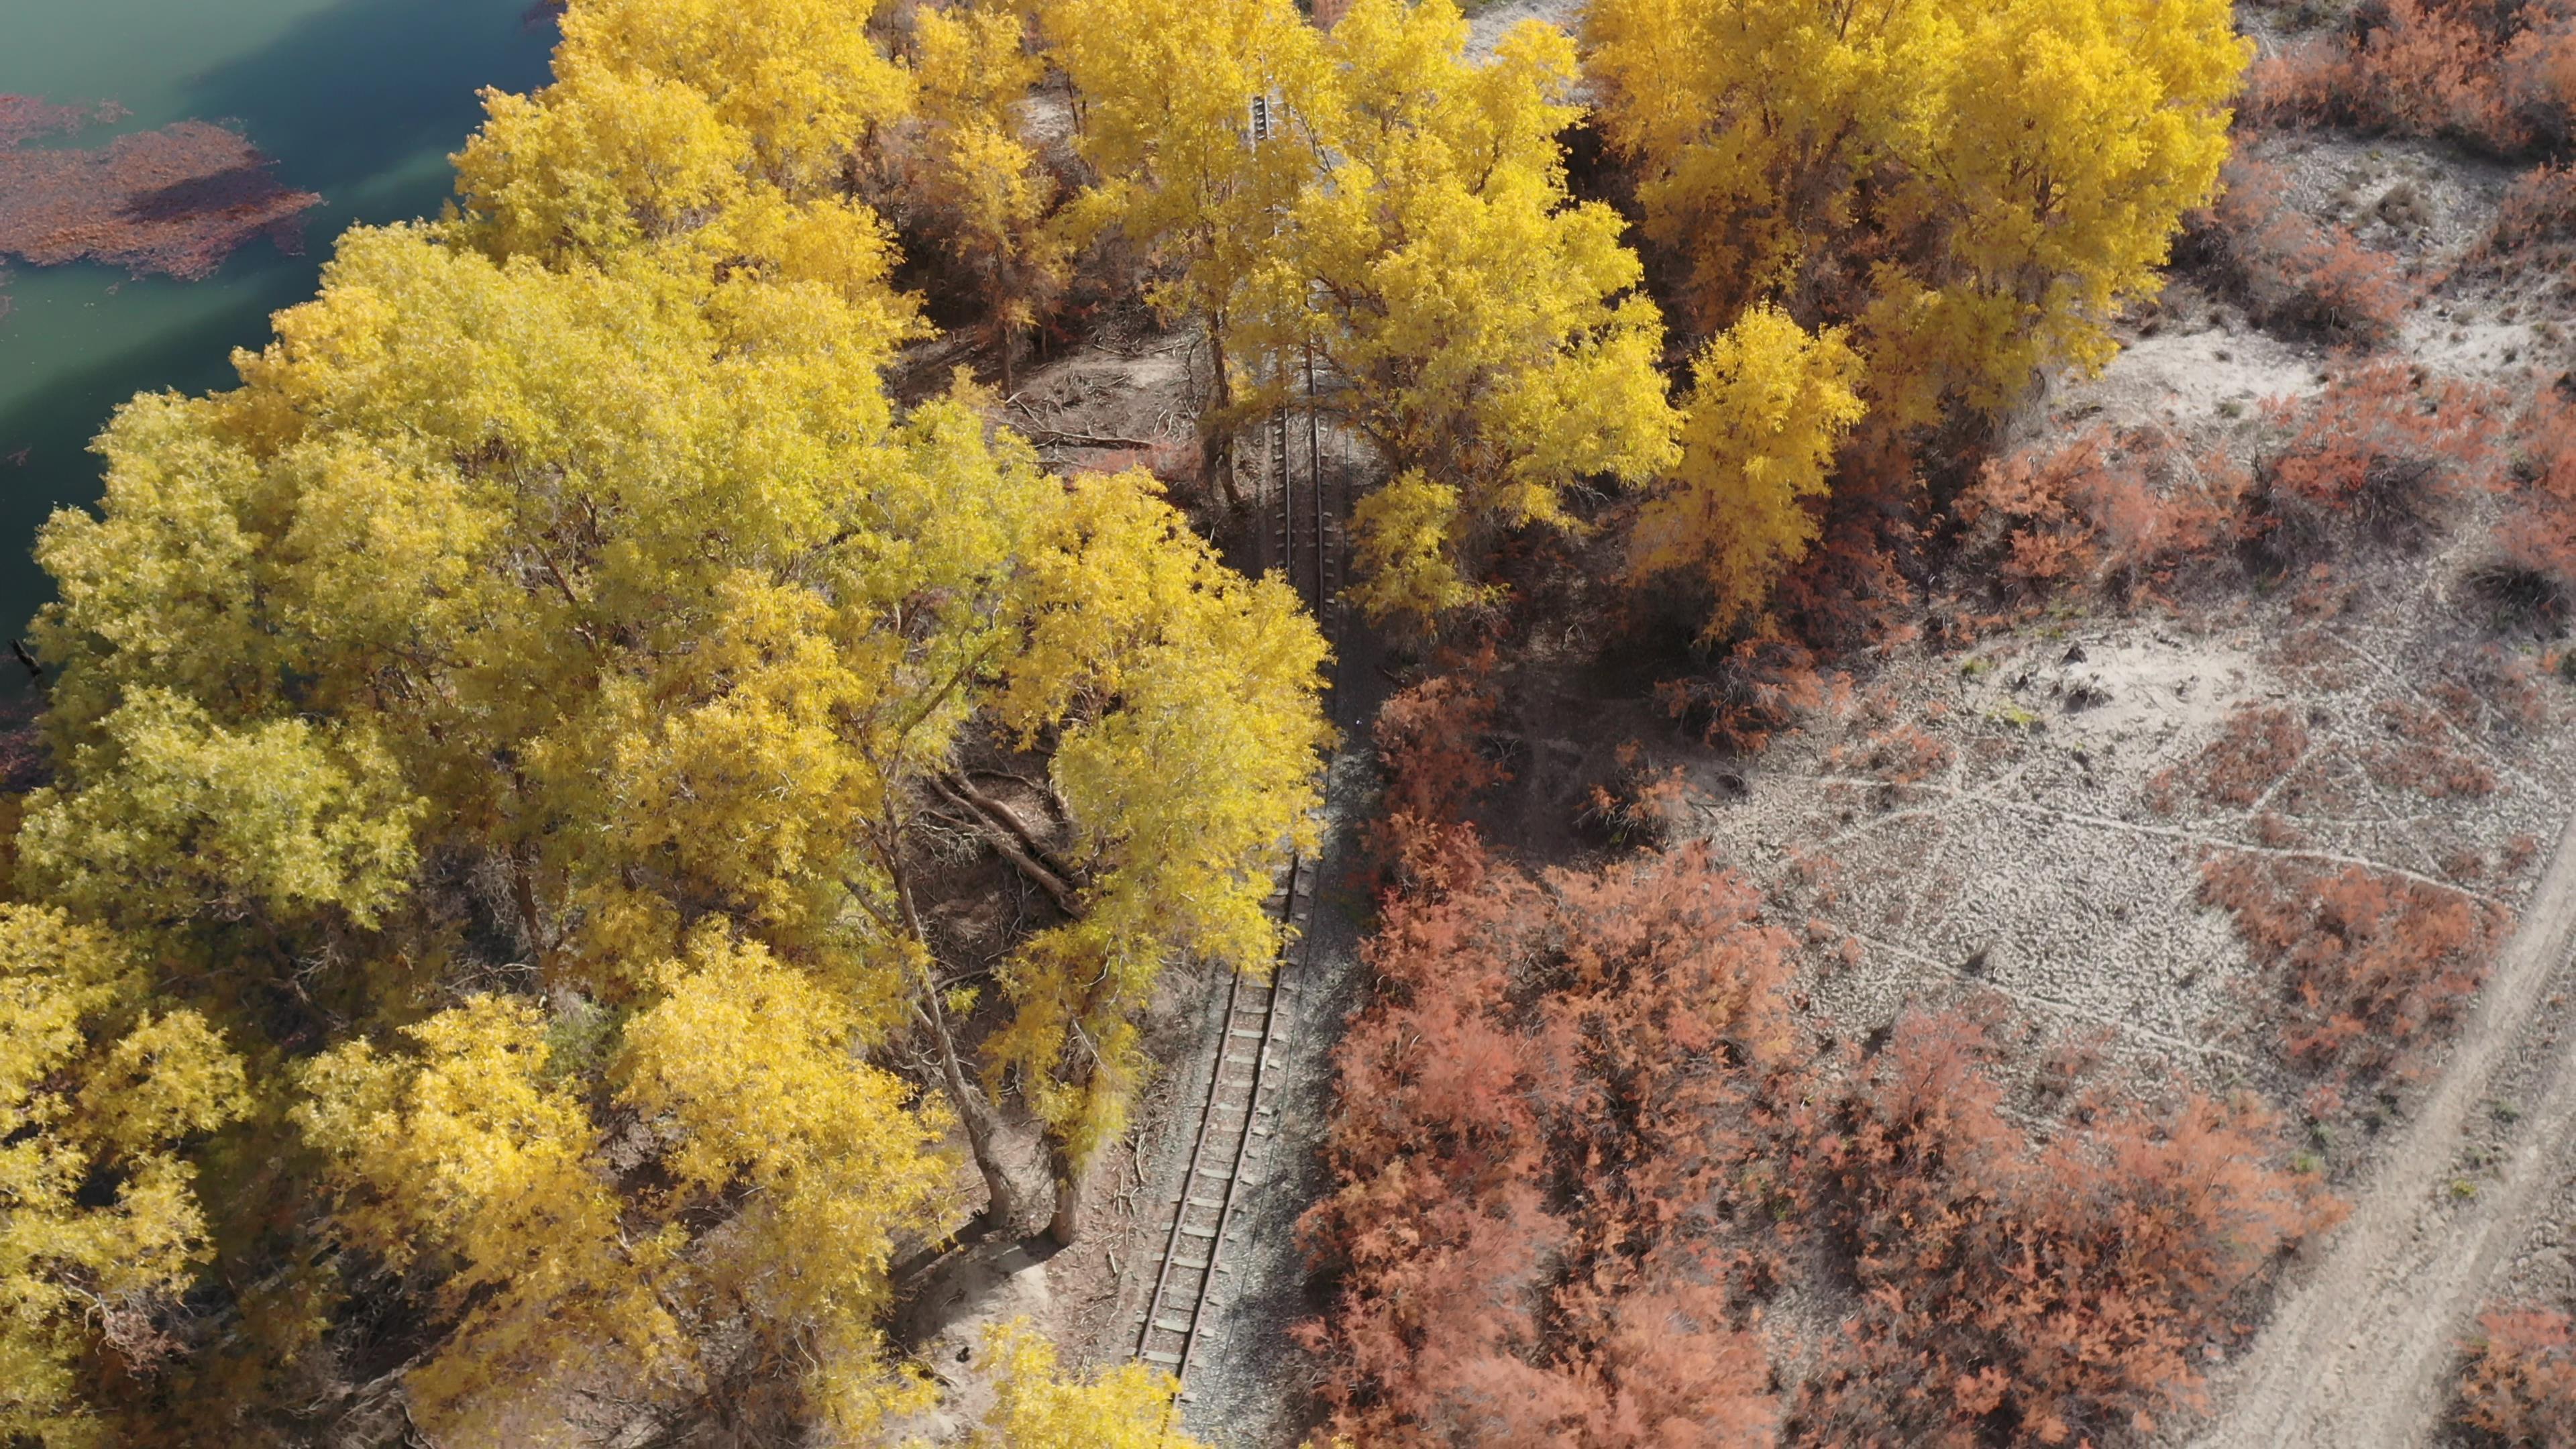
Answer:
1205;311;1240;509
1047;1137;1093;1246
925;985;1027;1234
510;839;549;967
892;845;1028;1234
938;773;1077;883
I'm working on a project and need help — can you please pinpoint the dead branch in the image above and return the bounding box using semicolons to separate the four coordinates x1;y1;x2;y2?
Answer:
932;774;1082;914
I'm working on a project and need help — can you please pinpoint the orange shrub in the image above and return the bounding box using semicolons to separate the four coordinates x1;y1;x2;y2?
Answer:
1956;425;2245;604
1307;835;2336;1449
2181;704;2312;807
1828;720;1955;786
2485;162;2576;262
2498;385;2576;595
1579;743;1694;848
2247;0;2576;156
1658;632;1847;754
2460;1307;2576;1444
1368;659;1507;875
2208;157;2414;345
1297;835;1792;1446
2365;698;2499;799
1790;1010;2339;1447
2254;360;2510;556
2199;853;2506;1080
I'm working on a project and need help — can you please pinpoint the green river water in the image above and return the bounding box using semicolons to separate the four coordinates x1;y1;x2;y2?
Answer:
0;0;554;680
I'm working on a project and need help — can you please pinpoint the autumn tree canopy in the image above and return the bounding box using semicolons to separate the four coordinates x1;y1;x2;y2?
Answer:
0;906;247;1446
19;207;1326;1435
0;0;2275;1436
1052;0;1679;629
6;0;1330;1431
1587;0;2249;634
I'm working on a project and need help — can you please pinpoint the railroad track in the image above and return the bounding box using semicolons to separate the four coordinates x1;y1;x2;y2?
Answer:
1133;404;1335;1389
1134;158;1341;1380
1132;849;1319;1383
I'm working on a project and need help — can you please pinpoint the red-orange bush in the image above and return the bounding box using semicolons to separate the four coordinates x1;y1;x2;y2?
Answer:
1790;1011;2337;1448
1828;720;1955;786
2365;698;2500;799
1957;426;2245;604
2496;385;2576;595
1579;743;1693;848
2247;0;2576;156
2443;647;2551;732
2254;360;2510;555
1774;493;1926;657
1297;832;1794;1446
1306;823;2336;1448
2199;853;2506;1079
2177;704;2312;807
2485;162;2576;262
1658;632;1848;754
2208;158;2414;345
1370;660;1507;865
2267;362;2506;504
2459;1307;2576;1444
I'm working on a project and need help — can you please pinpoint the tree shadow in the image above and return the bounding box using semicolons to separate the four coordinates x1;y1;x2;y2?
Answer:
118;163;299;223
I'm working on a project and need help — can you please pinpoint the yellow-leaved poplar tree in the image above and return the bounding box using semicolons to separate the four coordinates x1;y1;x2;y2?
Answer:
291;995;686;1438
15;689;420;934
1265;0;1678;629
31;214;1324;1427
1585;0;2245;630
20;0;1334;1435
450;0;920;354
1;906;247;1448
967;1318;1209;1449
1585;0;2247;418
1627;307;1868;637
296;934;953;1438
908;3;1070;390
1348;470;1485;623
1042;0;1328;492
986;470;1334;1238
1050;0;1676;629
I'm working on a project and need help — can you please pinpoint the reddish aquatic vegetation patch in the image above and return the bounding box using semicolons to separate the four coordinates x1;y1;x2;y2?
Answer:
0;95;320;288
0;97;125;148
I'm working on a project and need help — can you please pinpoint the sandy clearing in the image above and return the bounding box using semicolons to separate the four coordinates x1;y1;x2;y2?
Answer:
1464;0;1585;59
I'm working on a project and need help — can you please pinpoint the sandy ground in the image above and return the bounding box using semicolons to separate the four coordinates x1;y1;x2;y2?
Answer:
1461;0;1583;60
1662;541;2576;1443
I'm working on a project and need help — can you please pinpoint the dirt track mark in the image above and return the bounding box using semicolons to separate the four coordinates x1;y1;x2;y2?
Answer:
1784;772;2509;907
2192;804;2576;1449
1847;927;2273;1073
